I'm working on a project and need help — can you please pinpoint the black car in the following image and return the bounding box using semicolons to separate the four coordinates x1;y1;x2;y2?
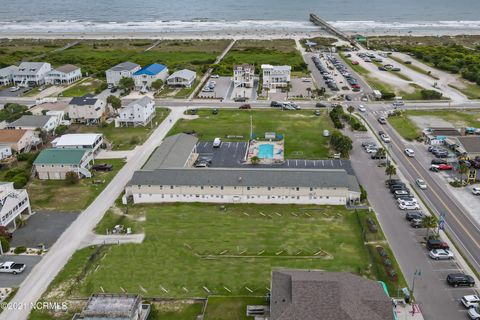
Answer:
405;211;425;221
378;130;385;136
410;219;424;228
315;102;328;108
426;239;449;250
446;273;475;287
386;179;403;187
270;101;283;108
431;158;447;165
390;184;408;193
212;108;219;114
92;163;113;172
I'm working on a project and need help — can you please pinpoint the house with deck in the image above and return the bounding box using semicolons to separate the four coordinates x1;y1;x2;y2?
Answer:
233;64;255;88
46;64;82;85
7;115;59;133
33;148;94;180
0;129;38;153
261;64;291;89
0;66;19;86
133;63;169;91
166;69;196;88
13;62;51;87
52;133;104;153
68;95;106;124
105;62;141;87
0;182;31;230
116;96;155;127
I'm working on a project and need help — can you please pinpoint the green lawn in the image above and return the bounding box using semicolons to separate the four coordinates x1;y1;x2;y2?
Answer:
387;115;422;141
27;158;125;211
215;40;307;76
204;296;265;320
73;108;170;150
43;204;378;299
150;302;204;320
449;82;480;99
60;78;105;97
94;209;143;235
0;39;72;67
169;109;333;159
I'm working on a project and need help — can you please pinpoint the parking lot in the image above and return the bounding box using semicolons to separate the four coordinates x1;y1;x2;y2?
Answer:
197;76;232;100
0;255;42;288
0;87;29;97
268;77;315;101
10;211;79;249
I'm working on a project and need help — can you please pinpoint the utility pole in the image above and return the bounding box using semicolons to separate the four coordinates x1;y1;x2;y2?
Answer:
250;114;253;139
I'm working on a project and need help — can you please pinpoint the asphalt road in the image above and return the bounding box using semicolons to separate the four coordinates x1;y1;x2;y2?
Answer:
0;107;187;320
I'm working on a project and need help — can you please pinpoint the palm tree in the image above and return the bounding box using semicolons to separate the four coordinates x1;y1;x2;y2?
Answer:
347;105;355;122
306;87;312;98
375;147;386;159
385;164;397;181
250;156;260;165
458;164;469;185
285;82;292;99
422;215;438;240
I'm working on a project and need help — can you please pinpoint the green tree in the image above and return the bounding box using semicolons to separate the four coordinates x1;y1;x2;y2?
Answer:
422;215;438;240
151;79;164;90
106;95;122;110
329;131;352;158
285;82;292;99
0;237;10;253
15;216;26;228
250;156;260;165
306;87;312;98
458;164;469;185
118;77;135;91
347;105;355;122
374;147;386;159
54;124;68;136
385;164;397;180
65;171;80;185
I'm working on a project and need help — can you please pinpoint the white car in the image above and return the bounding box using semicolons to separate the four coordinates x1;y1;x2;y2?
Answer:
9;86;20;92
399;201;420;210
462;295;480;309
404;148;415;157
365;148;378;154
397;197;418;204
416;179;427;190
468;306;480;320
381;134;391;143
358;105;366;112
210;74;220;78
429;249;454;260
472;187;480;196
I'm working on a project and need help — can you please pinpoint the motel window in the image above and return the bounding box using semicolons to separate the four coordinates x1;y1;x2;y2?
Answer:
170;186;174;189
247;187;250;190
296;187;299;191
221;186;224;190
268;187;271;191
310;187;313;191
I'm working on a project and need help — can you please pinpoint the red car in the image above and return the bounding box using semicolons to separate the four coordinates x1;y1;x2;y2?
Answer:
438;164;453;170
351;84;361;89
351;61;359;65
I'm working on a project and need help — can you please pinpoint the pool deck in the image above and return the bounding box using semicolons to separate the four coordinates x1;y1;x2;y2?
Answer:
247;139;284;164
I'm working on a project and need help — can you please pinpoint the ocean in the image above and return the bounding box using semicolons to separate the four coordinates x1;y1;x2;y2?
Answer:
1;0;480;34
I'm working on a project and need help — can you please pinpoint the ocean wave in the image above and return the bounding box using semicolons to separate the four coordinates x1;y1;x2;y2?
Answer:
330;20;480;31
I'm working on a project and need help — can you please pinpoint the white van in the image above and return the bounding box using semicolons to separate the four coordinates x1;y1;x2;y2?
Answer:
213;138;222;148
323;130;330;137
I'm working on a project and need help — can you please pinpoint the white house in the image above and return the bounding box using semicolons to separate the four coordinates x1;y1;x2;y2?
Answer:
7;115;58;132
125;168;361;205
51;133;103;153
116;96;156;127
13;62;51;87
261;64;291;89
105;61;141;87
0;129;39;153
133;63;169;91
68;95;106;124
0;145;12;160
33;148;93;180
0;182;31;229
166;69;196;88
0;66;19;86
45;64;82;85
233;64;255;88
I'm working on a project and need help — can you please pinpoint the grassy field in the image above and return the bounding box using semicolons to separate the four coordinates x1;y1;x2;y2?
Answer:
0;39;72;67
214;40;307;76
389;56;439;80
387;115;422;141
169;108;333;159
59;78;105;97
43;204;386;299
70;108;170;150
94;209;144;235
450;83;480;100
204;296;265;320
366;35;480;48
27;158;125;211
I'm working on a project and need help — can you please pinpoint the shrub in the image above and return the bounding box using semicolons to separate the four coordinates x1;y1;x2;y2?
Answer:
130;136;140;145
12;175;28;189
65;171;80;185
421;89;443;100
0;237;10;253
54;124;68;136
16;152;38;164
13;246;26;254
380;90;395;100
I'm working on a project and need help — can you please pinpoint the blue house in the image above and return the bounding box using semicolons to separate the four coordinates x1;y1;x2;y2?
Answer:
133;63;169;91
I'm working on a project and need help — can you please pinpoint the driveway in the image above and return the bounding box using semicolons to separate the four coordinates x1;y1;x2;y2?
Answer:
0;255;42;288
197;76;231;100
0;87;29;97
10;212;79;249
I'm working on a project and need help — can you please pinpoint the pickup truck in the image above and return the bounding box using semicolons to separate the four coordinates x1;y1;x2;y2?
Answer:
0;261;26;274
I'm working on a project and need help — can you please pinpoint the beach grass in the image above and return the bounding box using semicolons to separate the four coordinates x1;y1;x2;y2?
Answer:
27;158;125;211
449;83;480;99
168;108;334;159
59;78;105;97
389;56;439;80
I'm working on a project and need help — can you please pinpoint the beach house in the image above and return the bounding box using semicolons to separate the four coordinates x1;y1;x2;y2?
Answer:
68;95;106;124
261;64;291;89
0;182;31;229
0;66;19;86
133;63;169;91
0;129;38;153
13;62;51;87
52;133;104;153
233;64;255;88
45;64;82;85
33;148;94;180
7;115;59;133
105;61;141;87
166;69;196;88
116;96;156;127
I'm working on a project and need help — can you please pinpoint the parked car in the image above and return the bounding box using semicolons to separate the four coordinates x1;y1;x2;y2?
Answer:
358;105;366;112
378;117;387;124
438;164;453;170
410;218;423;228
212;108;219;115
390;184;408;193
472;187;480;196
314;110;321;116
467;306;480;320
270;101;283;108
416;178;427;189
393;190;411;198
315;102;328;108
431;158;447;165
397;196;417;204
213;137;222;148
399;201;420;210
9;86;20;92
461;295;480;309
405;211;424;221
0;261;26;275
323;130;330;137
426;239;449;250
210;74;220;78
239;104;251;109
92;163;113;172
404;148;415;157
194;160;210;168
446;273;475;287
429;249;454;260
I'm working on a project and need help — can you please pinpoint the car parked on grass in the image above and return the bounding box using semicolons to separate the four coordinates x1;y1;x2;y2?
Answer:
416;178;427;189
462;295;480;309
239;104;251;109
447;273;475;287
429;249;454;260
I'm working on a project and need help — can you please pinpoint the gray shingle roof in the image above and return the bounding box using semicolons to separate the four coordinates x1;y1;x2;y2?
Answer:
54;64;80;74
0;66;18;76
271;270;393;320
129;167;358;189
8;115;53;128
456;136;480;153
16;62;50;76
69;95;98;106
108;61;140;72
142;133;198;170
167;69;196;81
127;96;153;109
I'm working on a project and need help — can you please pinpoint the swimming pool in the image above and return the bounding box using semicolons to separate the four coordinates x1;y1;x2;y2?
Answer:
258;144;274;159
